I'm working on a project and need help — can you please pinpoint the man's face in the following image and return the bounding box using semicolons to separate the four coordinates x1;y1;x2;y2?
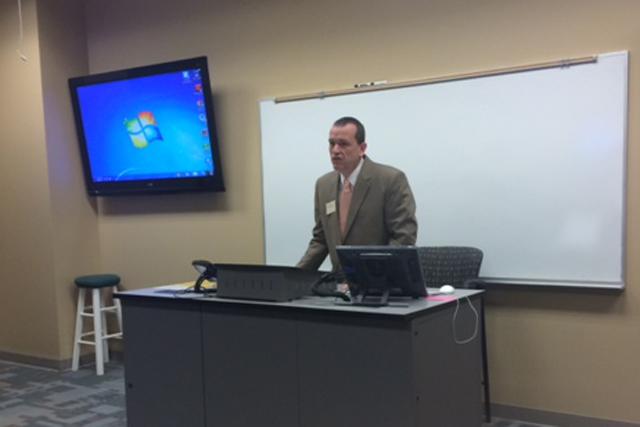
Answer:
329;123;367;177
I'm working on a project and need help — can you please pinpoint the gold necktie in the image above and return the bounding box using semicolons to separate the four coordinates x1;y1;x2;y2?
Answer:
339;180;353;237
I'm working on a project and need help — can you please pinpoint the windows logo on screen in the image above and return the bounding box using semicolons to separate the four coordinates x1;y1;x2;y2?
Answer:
124;111;163;149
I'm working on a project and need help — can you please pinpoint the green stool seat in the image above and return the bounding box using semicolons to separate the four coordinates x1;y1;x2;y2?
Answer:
74;274;120;289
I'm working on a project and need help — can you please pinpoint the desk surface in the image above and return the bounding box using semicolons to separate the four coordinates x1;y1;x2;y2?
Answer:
117;286;483;319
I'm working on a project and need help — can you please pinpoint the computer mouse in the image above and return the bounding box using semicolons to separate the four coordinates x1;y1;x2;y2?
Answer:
439;285;455;294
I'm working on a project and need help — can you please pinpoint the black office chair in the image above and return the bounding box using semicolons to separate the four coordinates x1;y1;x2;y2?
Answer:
421;246;491;423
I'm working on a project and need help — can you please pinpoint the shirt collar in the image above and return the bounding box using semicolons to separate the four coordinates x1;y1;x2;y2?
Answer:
341;157;365;188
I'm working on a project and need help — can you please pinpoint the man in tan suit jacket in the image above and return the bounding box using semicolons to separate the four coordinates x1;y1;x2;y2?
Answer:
298;117;417;272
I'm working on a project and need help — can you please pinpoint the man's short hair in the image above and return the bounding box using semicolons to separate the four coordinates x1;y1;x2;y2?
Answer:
333;116;365;144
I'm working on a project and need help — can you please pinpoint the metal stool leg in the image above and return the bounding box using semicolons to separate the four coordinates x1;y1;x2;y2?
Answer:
71;288;86;371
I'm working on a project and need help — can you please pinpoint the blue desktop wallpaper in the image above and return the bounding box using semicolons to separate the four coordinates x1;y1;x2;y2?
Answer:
76;69;215;182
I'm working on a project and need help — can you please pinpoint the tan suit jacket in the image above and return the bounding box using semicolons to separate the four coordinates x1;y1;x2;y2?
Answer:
298;157;417;271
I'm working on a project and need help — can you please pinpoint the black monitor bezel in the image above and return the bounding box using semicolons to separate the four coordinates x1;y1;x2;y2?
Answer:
337;245;428;299
68;56;225;196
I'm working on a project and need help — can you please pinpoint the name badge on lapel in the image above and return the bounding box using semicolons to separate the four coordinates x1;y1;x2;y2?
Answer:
325;200;336;215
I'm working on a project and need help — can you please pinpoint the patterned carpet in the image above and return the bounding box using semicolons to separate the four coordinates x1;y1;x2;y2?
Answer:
0;359;554;427
0;360;125;427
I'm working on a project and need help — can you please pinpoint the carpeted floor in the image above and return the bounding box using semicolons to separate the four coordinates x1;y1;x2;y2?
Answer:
0;359;555;427
0;360;125;427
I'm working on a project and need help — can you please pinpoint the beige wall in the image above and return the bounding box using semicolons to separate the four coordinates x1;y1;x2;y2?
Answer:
1;0;639;422
0;0;97;362
0;0;61;359
37;0;99;360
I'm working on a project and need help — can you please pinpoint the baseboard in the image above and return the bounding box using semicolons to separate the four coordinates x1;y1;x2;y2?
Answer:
0;349;123;371
493;403;640;427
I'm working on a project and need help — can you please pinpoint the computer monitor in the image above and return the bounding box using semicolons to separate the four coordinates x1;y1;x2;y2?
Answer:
336;245;428;306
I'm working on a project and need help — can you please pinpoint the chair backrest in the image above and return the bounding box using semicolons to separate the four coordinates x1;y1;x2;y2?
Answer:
420;246;484;289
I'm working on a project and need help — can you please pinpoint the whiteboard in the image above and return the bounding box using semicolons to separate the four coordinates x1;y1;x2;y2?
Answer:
260;51;627;288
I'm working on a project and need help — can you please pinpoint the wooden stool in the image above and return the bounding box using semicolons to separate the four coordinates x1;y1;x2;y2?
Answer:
71;274;123;375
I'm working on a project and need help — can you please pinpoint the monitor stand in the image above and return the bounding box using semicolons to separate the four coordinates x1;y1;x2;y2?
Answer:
351;288;390;307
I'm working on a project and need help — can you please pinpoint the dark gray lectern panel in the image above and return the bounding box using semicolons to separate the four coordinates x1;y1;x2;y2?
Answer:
118;288;484;427
414;298;483;425
297;315;414;427
202;307;298;427
122;301;205;427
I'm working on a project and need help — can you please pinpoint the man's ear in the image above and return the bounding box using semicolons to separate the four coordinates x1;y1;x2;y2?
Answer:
360;142;368;157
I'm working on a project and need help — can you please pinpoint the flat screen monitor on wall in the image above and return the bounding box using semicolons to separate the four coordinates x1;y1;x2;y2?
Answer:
69;57;225;196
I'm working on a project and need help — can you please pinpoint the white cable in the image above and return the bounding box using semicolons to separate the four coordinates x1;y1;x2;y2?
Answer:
16;0;28;62
452;295;479;345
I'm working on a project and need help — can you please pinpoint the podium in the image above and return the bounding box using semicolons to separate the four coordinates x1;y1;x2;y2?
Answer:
117;287;484;427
